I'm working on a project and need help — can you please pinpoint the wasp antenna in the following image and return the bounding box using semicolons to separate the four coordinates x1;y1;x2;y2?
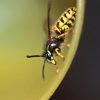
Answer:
47;0;52;40
42;57;47;80
27;55;44;58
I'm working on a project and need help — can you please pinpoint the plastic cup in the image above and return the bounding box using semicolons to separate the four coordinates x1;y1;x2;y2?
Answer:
0;0;85;99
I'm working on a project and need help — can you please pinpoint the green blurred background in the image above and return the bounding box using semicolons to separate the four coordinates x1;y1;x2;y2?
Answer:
0;0;76;100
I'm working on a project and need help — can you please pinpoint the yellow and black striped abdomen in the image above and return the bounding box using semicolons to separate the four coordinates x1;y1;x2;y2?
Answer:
52;7;76;35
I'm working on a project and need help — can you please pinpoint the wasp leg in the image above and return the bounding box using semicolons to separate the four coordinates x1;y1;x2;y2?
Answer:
60;42;70;49
55;48;65;60
55;64;59;73
66;43;71;47
55;31;69;38
56;34;65;38
64;39;71;47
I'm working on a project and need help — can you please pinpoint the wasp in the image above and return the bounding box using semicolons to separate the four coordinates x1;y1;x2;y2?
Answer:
27;0;77;80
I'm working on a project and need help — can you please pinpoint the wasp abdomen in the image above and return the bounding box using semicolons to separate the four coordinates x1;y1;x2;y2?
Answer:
52;7;76;35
